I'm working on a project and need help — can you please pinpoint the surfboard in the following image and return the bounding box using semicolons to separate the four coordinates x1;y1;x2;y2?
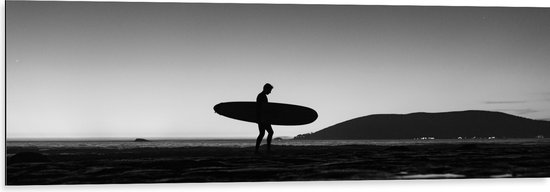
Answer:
214;102;318;126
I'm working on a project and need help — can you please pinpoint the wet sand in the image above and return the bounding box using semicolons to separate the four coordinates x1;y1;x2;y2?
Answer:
6;143;550;185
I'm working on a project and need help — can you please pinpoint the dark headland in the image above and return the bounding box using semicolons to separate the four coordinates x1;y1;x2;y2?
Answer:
295;110;550;140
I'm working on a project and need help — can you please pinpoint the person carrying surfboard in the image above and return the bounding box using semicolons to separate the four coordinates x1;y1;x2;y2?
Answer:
255;83;274;154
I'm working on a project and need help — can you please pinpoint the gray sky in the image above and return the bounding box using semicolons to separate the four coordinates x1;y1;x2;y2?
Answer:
6;1;550;139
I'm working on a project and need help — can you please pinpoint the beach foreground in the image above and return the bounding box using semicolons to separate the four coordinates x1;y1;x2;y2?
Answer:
6;142;550;185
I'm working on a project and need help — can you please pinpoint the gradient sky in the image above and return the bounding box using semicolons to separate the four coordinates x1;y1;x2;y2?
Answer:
6;1;550;139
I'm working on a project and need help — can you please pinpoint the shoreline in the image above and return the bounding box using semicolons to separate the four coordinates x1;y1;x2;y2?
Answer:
7;142;550;185
6;138;549;150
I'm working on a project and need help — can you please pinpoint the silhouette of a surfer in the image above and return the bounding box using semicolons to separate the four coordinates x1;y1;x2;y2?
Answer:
255;83;274;154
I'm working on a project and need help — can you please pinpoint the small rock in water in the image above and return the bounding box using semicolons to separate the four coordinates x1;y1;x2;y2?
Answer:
134;138;150;142
8;152;51;165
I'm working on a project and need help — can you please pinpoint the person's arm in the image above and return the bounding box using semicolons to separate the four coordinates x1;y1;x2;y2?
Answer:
256;94;268;123
256;95;262;123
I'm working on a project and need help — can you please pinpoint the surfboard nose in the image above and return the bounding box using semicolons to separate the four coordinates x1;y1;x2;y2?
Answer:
213;103;222;113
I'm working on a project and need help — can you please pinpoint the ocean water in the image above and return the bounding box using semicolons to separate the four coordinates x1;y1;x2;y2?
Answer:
6;138;549;150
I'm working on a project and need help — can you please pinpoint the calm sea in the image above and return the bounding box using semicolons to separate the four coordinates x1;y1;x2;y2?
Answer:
6;138;549;150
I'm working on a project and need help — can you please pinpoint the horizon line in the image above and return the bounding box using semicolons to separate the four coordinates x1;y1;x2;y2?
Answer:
5;136;296;141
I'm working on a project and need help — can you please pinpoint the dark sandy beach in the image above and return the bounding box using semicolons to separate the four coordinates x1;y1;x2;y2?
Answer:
6;142;550;185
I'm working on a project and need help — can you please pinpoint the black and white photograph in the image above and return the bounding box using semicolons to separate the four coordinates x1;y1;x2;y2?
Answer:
5;0;550;187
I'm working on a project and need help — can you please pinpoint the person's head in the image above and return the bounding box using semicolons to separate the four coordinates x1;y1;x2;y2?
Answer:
263;83;273;95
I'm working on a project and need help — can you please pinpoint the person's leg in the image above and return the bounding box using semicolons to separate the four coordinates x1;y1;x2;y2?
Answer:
255;126;266;154
266;125;274;152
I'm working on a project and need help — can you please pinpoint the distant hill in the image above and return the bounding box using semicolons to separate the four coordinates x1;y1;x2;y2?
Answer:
295;110;550;140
